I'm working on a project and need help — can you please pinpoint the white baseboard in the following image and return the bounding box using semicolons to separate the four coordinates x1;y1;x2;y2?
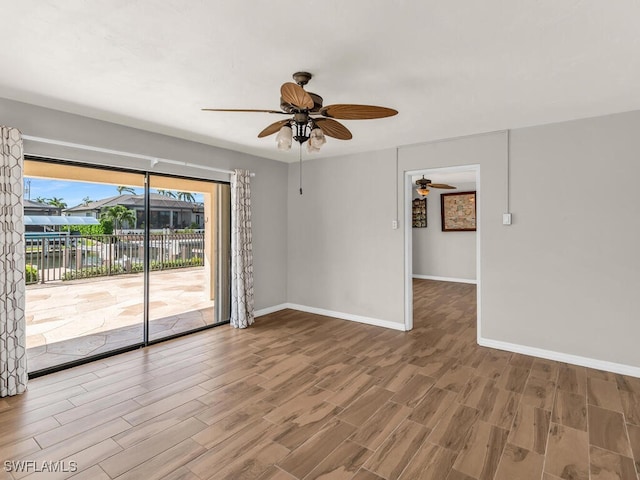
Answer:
254;303;289;317
257;302;406;331
288;303;406;331
479;337;640;378
413;274;477;284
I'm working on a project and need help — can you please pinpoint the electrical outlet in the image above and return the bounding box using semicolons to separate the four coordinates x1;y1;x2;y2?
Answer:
392;220;398;230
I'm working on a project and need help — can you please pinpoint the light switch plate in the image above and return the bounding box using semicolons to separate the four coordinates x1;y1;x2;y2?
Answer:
502;213;512;225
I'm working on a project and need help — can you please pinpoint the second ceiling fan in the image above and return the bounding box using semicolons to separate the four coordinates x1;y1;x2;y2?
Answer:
202;71;398;153
415;176;456;197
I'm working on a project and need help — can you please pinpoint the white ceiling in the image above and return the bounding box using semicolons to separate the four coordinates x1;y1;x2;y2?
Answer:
2;1;640;162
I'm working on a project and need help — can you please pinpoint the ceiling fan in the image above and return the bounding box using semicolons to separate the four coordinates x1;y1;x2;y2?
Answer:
202;71;398;153
415;176;456;196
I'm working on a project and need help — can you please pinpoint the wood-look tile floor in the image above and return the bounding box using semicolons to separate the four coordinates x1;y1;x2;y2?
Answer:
1;279;639;479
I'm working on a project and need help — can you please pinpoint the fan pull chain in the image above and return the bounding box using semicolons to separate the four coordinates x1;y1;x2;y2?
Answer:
299;143;303;195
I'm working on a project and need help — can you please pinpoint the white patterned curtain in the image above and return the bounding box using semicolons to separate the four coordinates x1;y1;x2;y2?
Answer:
0;126;28;396
230;169;254;328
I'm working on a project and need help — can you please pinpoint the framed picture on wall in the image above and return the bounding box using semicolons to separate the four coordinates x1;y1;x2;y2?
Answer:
441;191;476;231
412;198;427;228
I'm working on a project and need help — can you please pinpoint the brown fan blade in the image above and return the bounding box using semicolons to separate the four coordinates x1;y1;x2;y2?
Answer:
314;118;352;140
258;120;291;138
281;83;314;109
320;104;398;120
429;183;456;189
202;108;286;114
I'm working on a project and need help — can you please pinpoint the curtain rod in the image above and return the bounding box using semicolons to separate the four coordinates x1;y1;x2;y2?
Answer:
22;135;254;176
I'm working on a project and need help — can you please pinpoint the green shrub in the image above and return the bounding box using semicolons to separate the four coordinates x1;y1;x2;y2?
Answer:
61;222;110;235
25;265;38;284
143;256;202;271
130;262;144;273
62;264;123;281
61;257;203;281
150;257;203;270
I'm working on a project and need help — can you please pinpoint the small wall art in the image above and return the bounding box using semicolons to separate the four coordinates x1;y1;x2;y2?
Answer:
441;191;476;231
412;198;427;228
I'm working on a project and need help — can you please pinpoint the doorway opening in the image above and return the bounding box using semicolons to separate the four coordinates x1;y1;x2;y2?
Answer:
404;165;481;334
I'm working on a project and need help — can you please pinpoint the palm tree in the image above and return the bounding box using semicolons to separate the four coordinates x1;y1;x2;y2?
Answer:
34;196;47;204
82;196;92;206
47;197;67;209
101;205;136;233
155;189;176;198
176;191;195;202
116;185;136;195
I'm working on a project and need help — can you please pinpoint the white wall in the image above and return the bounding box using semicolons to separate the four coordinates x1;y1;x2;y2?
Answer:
0;97;289;311
412;181;476;281
489;113;640;369
287;149;404;327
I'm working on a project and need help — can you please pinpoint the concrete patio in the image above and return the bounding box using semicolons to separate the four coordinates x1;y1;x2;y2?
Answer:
26;267;216;372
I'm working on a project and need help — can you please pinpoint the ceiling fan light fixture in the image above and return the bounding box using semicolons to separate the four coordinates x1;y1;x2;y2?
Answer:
276;125;292;150
417;187;430;197
202;72;398;155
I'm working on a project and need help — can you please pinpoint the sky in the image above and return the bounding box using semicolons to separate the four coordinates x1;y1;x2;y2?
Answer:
24;178;203;208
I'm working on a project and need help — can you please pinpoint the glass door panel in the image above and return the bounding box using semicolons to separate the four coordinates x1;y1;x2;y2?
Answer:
24;160;146;373
147;176;229;342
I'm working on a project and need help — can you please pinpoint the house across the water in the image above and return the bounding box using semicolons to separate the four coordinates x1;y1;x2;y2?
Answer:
63;193;204;230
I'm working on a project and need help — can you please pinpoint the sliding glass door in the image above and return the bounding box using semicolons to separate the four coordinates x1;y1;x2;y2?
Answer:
23;159;230;375
147;175;230;342
24;161;146;372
